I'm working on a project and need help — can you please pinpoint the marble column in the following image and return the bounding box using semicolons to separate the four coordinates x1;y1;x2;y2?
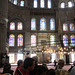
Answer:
0;0;8;67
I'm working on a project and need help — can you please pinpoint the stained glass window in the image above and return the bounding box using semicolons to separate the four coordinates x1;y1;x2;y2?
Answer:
70;35;75;46
34;0;37;8
63;34;68;46
31;35;36;46
40;0;45;8
10;22;15;30
31;18;36;30
70;23;74;31
14;0;17;5
20;1;24;6
61;2;65;8
9;34;15;46
63;23;68;31
40;18;46;30
17;22;23;30
68;1;73;7
18;34;23;46
50;35;55;46
50;18;55;30
48;0;51;8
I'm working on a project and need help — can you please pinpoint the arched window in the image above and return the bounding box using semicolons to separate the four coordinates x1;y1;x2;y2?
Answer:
50;18;55;30
17;34;23;46
14;0;17;5
10;22;15;30
70;35;75;46
34;0;37;8
9;34;15;46
70;23;74;31
68;1;73;7
61;2;65;8
40;18;46;30
48;0;51;8
40;0;45;8
50;35;55;46
31;18;36;30
63;23;68;31
31;35;36;46
17;22;23;30
20;1;24;6
63;34;68;46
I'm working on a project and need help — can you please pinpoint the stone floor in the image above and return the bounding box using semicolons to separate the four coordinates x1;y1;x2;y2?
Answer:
0;63;72;73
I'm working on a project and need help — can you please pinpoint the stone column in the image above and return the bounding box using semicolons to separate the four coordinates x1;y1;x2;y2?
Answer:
0;0;8;67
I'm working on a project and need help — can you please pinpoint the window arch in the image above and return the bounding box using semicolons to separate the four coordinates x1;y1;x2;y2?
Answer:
40;0;45;8
40;18;46;31
63;34;68;46
48;0;51;8
70;35;75;46
34;0;37;8
70;23;74;31
50;18;55;30
68;1;73;7
17;22;23;30
63;23;68;31
31;18;36;30
31;35;36;46
9;34;15;46
17;34;23;46
50;35;55;46
20;1;24;6
10;22;15;30
61;2;65;8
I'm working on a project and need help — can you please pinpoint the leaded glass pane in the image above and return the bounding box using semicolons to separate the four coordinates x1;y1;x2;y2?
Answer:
50;18;55;30
40;18;46;30
70;23;74;31
70;35;75;46
63;34;68;46
31;18;36;30
40;0;45;8
17;22;23;30
34;0;37;8
20;1;24;6
18;34;23;46
63;23;68;31
50;35;55;46
61;2;65;8
10;22;15;30
48;0;51;8
31;35;36;46
9;34;15;46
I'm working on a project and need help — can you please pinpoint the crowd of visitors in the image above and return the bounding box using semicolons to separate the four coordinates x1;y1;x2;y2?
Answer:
0;57;75;75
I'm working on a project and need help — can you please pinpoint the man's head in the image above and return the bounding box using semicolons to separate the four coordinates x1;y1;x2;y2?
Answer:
17;60;23;67
24;58;35;71
58;59;64;67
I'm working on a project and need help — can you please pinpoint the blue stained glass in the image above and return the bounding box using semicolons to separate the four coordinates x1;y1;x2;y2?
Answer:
70;35;75;46
31;18;36;30
63;35;68;46
18;34;23;46
40;18;46;30
9;34;15;46
50;18;55;30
